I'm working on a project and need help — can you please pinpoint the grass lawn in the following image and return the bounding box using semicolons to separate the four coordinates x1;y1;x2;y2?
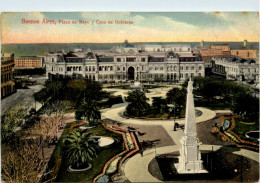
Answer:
232;118;259;143
195;98;230;110
42;122;124;182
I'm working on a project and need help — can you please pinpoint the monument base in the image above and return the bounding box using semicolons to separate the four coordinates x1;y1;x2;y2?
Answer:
174;161;208;174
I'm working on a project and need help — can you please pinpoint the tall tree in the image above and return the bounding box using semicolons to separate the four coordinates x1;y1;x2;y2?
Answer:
152;97;168;114
75;97;101;126
166;87;186;107
126;90;150;116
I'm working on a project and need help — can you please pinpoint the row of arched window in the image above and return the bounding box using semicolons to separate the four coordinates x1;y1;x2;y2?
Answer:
66;66;96;72
99;66;113;71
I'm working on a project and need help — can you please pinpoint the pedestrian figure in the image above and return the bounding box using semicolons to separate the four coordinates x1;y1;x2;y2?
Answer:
140;149;143;157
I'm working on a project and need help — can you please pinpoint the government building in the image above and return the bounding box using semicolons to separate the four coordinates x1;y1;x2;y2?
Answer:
44;45;205;82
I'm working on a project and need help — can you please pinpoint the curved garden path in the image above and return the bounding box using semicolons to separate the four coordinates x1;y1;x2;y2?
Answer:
101;105;216;125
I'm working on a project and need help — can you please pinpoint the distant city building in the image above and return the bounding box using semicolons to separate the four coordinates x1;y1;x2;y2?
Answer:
197;41;258;66
1;52;16;98
211;57;259;82
199;45;232;64
44;45;205;82
230;49;257;60
14;56;43;69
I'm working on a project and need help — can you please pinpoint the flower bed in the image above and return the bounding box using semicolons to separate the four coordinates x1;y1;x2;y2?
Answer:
219;116;259;150
93;122;139;182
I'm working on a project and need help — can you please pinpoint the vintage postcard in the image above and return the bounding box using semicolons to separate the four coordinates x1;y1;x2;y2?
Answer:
1;12;259;182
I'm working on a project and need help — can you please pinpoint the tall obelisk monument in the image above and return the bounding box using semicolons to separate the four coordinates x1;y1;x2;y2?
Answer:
175;78;207;174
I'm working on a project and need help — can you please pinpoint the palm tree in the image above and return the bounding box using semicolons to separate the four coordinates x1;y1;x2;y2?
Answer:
75;97;101;126
126;90;150;116
63;129;97;168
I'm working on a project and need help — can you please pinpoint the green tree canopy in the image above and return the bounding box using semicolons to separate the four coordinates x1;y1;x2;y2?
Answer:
152;97;168;114
75;97;101;125
126;90;150;117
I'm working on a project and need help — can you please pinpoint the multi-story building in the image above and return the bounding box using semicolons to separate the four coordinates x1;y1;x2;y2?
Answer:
230;50;257;60
199;45;232;65
211;57;259;82
45;45;205;82
1;52;16;98
14;56;43;69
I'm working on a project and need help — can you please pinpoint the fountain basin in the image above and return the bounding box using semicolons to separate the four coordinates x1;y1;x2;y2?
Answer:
68;164;92;173
245;131;260;141
89;136;115;147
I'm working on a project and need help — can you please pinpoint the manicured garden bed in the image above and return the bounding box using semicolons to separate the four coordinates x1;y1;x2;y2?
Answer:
124;109;202;120
232;118;259;143
41;121;125;182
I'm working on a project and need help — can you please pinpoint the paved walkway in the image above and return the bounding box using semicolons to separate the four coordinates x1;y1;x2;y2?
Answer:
102;104;258;182
102;105;216;125
124;140;259;182
103;86;176;104
1;85;44;116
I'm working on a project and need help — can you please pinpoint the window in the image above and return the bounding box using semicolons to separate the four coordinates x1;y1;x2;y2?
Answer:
89;66;91;71
79;67;82;71
93;66;95;71
123;67;126;71
160;67;163;71
117;66;120;71
141;58;145;62
52;58;54;62
180;66;183;70
99;66;102;71
191;66;195;70
110;66;113;71
199;66;202;70
186;66;189;70
117;58;121;62
198;73;201;77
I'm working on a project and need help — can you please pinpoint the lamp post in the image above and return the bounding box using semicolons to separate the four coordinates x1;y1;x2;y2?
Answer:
173;102;176;131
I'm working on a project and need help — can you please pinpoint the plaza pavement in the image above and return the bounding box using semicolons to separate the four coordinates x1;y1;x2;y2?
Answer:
1;85;44;116
101;102;258;182
70;86;258;182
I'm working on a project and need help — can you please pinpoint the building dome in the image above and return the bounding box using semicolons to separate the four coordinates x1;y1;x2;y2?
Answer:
166;51;177;58
86;52;95;59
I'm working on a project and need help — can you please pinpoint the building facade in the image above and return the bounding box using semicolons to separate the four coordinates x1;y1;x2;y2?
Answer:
230;50;257;60
1;52;16;98
211;57;259;82
45;46;205;82
14;56;43;69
